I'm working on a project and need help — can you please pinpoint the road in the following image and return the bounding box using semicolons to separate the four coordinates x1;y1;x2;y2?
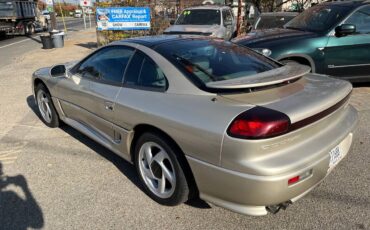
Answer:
0;29;369;229
0;17;95;68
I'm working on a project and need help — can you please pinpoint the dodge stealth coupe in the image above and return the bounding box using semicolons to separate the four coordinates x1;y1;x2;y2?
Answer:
32;36;358;216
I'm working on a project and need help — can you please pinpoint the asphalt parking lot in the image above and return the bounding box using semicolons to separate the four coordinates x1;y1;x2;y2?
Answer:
0;29;369;230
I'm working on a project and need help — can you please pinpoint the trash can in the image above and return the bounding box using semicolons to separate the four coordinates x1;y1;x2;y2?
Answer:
51;31;65;48
40;34;53;49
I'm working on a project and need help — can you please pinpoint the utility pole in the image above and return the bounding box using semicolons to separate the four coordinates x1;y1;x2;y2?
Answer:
50;0;57;31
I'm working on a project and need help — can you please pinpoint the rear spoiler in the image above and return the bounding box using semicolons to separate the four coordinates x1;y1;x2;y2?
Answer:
206;63;311;89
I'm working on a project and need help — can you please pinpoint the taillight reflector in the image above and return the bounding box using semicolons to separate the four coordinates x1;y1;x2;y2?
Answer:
288;176;300;185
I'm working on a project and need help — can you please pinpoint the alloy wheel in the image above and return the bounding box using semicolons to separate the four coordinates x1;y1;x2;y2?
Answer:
138;142;176;199
37;90;52;124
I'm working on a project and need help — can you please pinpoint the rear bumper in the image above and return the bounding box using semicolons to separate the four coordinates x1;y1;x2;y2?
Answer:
187;105;358;216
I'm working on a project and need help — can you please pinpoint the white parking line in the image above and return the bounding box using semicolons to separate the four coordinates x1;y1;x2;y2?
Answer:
1;160;15;165
0;156;18;161
0;35;39;49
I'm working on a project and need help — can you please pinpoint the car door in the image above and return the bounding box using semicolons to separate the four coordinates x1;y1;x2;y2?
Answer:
112;50;168;159
324;5;370;79
58;45;134;142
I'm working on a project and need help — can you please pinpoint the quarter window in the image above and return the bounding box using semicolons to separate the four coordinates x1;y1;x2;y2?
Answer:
76;46;134;84
124;51;167;91
344;6;370;34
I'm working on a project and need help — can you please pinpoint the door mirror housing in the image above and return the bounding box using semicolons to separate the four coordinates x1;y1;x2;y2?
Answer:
169;19;175;25
50;64;67;77
335;24;356;37
224;20;232;27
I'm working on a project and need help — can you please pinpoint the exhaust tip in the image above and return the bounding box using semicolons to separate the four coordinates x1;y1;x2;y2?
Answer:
266;201;292;214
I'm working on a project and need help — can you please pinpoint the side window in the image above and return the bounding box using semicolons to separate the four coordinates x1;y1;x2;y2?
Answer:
344;6;370;34
223;10;233;26
75;46;134;84
124;51;167;91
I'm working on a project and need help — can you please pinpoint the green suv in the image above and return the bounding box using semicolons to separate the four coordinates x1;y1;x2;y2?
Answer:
234;1;370;81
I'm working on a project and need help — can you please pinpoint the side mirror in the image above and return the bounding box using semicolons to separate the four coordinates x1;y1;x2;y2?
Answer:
170;19;175;25
335;24;356;37
224;21;232;27
50;64;67;77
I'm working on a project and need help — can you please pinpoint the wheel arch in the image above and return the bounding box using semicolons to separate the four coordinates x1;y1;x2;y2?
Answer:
33;78;48;96
130;123;199;198
277;54;316;73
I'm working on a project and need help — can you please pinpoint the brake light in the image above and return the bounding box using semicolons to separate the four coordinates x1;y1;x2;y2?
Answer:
228;107;291;139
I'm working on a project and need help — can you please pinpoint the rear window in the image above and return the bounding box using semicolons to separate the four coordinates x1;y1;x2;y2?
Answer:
155;39;280;89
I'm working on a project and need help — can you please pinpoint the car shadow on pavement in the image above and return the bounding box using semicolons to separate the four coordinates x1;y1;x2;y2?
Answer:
352;82;370;88
75;42;97;50
26;95;211;209
0;162;44;230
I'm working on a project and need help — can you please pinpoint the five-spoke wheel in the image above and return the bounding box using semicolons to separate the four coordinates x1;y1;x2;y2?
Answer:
138;142;176;198
135;132;190;205
35;84;59;128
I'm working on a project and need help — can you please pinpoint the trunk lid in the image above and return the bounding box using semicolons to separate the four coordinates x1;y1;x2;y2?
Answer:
220;74;352;123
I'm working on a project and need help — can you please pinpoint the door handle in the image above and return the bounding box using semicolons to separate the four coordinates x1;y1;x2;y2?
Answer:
105;101;114;111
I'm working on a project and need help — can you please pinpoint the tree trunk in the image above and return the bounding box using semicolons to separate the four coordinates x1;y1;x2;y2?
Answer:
236;0;242;36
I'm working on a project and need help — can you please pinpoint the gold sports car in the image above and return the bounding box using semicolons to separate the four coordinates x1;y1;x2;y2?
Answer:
32;36;358;216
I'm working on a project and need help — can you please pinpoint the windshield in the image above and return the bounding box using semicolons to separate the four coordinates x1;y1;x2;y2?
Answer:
156;39;280;87
176;9;221;25
284;5;352;33
256;15;296;29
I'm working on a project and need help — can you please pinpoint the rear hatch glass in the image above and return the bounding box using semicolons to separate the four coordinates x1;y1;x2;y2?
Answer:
156;39;288;91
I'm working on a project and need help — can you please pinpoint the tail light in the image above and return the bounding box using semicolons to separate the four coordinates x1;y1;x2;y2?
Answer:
227;107;291;139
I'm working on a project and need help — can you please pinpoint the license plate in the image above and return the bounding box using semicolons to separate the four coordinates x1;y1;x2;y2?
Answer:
329;145;342;169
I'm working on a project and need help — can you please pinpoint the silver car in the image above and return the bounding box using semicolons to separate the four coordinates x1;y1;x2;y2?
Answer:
164;5;236;40
32;36;358;216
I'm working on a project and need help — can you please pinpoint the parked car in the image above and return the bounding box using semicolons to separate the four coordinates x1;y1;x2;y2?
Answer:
32;36;357;216
248;12;298;31
234;1;370;81
164;5;237;40
41;10;50;21
74;9;82;18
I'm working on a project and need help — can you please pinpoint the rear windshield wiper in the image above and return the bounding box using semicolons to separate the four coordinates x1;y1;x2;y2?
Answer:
173;54;218;81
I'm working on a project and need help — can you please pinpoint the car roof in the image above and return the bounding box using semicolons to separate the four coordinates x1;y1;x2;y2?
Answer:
113;35;214;48
322;0;369;7
260;12;299;17
184;5;231;10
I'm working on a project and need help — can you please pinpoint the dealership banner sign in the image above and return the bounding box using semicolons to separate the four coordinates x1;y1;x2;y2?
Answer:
96;7;151;31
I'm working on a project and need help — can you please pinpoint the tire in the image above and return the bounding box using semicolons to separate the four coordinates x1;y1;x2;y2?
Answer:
134;132;190;206
30;24;35;35
35;84;60;128
23;23;29;35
